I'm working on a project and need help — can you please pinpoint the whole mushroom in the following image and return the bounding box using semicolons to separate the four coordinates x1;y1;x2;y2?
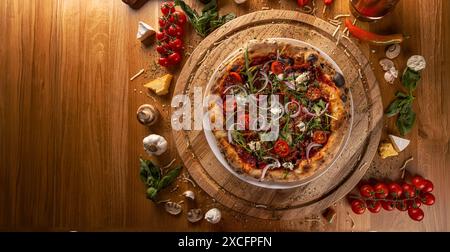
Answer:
386;44;401;59
205;208;221;224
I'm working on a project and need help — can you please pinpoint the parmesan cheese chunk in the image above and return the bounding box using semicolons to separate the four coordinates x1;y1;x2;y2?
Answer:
389;135;410;152
379;142;399;159
144;74;172;95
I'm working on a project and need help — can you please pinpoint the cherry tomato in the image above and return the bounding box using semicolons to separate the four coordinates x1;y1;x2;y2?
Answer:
407;198;422;209
156;44;168;55
274;139;290;158
359;184;375;199
408;208;424;222
421;180;434;193
374;183;389;199
305;87;322;101
167;24;184;37
420;192;435;206
297;0;310;7
312;131;328;145
411;175;425;189
158;57;171;67
350;199;366;215
161;1;175;16
170;11;187;26
156;31;168;42
168;51;182;65
396;200;408;211
158;17;168;28
227;72;243;84
168;38;184;51
387;182;403;198
271;61;284;75
366;200;382;213
401;183;416;198
381;199;395;211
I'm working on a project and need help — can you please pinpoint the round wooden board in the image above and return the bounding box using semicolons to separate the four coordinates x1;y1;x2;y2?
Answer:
172;10;383;220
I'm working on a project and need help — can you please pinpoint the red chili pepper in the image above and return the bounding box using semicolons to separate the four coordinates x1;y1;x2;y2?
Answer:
297;0;310;7
324;0;333;6
344;18;404;46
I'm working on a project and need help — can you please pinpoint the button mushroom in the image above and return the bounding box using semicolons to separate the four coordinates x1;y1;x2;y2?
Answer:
137;104;159;126
143;134;168;156
165;201;182;215
385;44;401;59
187;209;203;223
182;190;195;200
379;58;395;71
205;208;221;224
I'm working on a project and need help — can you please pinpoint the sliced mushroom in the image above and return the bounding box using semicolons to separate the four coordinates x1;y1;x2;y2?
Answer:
137;104;159;126
165;201;182;215
386;44;401;59
384;67;398;84
234;0;247;4
205;208;221;224
182;190;195;200
379;58;395;71
187;209;203;223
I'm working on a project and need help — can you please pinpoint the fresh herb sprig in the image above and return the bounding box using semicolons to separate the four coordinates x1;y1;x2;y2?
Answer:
174;0;235;37
139;157;181;201
386;68;422;136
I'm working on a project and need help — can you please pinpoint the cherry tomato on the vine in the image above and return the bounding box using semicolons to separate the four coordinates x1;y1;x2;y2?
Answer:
158;57;171;67
158;17;168;28
401;183;416;198
421;180;434;193
170;11;187;26
381;199;395;211
396;200;408;211
168;38;184;51
168;51;182;65
366;200;382;213
167;24;184;37
156;31;168;42
359;184;375;198
350;199;366;215
387;182;403;198
374;183;389;199
407;199;422;209
408;208;424;222
161;1;175;16
420;192;435;206
156;45;168;55
411;175;425;190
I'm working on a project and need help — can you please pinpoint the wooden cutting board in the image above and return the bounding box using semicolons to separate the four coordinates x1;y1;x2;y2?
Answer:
172;10;383;220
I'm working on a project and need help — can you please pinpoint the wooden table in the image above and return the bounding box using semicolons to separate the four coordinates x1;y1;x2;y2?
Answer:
0;0;449;231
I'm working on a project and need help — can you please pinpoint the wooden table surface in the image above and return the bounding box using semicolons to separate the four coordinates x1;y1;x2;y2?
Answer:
0;0;449;231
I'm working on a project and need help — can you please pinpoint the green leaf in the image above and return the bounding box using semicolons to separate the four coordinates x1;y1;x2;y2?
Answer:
139;158;160;184
397;105;416;136
402;68;421;92
385;98;404;117
395;91;408;98
157;165;182;190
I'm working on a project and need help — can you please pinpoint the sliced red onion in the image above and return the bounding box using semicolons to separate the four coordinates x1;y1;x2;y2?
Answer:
285;101;301;118
262;60;274;72
257;71;270;93
306;143;322;161
284;80;296;90
262;156;281;167
223;85;248;95
317;103;330;116
302;106;317;117
259;157;281;181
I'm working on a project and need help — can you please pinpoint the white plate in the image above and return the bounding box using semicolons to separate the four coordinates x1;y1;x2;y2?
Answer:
203;38;354;189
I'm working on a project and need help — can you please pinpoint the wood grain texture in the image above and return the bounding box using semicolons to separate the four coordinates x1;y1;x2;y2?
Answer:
0;0;449;231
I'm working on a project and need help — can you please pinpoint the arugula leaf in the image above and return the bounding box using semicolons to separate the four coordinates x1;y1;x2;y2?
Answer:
157;165;182;190
175;0;235;37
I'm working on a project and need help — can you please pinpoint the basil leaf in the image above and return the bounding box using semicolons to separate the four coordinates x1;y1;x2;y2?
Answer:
139;157;160;183
402;68;421;92
157;165;182;190
385;98;403;117
146;187;159;200
396;91;408;98
397;106;416;136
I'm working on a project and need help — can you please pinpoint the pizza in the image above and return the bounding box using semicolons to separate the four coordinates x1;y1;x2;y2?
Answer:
207;39;349;183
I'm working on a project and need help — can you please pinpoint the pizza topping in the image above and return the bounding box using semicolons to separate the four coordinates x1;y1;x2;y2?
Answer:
306;142;323;161
284;101;301;118
225;72;243;85
282;162;294;170
274;139;290;158
247;141;261;151
295;72;310;85
271;61;284;75
313;130;328;144
306;87;322;101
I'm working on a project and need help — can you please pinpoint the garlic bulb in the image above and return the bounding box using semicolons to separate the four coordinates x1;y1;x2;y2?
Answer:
182;190;195;200
205;208;221;224
137;104;159;126
143;134;168;156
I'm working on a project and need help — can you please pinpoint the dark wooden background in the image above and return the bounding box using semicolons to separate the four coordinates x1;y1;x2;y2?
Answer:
0;0;449;231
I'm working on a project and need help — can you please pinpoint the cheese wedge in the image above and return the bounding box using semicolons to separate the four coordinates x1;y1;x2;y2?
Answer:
379;142;399;159
144;74;173;95
389;135;410;152
136;21;155;46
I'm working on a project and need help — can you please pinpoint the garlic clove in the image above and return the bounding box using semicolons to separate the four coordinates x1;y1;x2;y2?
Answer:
205;208;221;224
385;44;401;59
187;209;203;223
182;190;195;200
165;201;182;215
379;58;395;72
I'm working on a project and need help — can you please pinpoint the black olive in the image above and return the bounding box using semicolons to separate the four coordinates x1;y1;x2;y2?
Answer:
306;53;318;64
333;72;346;87
340;94;348;102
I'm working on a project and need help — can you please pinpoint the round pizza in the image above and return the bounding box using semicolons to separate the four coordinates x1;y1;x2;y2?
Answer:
207;39;350;183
